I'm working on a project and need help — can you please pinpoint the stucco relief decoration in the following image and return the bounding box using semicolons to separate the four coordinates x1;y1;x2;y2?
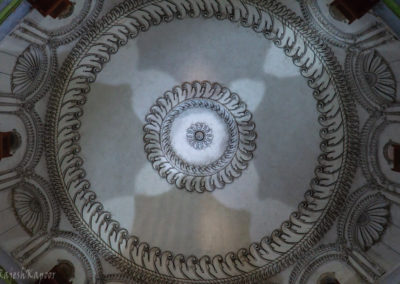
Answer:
360;112;400;192
10;231;103;283
289;243;385;284
338;186;391;251
299;0;390;48
362;50;396;103
2;0;400;281
12;0;104;46
11;183;50;236
289;244;350;284
44;0;359;282
143;82;256;192
11;45;48;99
346;49;397;112
355;194;390;250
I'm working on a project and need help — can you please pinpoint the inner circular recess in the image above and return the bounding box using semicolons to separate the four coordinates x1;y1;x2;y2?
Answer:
79;18;320;256
168;105;229;165
145;83;249;185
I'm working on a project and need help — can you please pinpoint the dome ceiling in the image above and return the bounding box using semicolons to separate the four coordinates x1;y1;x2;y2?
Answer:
0;0;400;283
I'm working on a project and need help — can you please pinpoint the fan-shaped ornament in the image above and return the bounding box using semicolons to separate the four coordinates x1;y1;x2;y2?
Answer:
355;194;390;250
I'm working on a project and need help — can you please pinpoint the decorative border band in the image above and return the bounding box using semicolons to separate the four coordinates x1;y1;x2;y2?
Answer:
45;0;359;282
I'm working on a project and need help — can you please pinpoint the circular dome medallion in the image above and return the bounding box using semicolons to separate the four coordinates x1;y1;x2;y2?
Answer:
143;82;255;192
45;0;359;282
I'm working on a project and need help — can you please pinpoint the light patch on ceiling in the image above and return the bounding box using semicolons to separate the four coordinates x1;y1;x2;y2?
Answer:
263;45;299;78
213;163;294;240
102;195;136;232
130;69;178;123
134;163;174;196
229;78;266;113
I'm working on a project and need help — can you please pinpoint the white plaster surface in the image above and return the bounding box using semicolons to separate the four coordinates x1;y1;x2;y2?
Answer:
0;0;400;283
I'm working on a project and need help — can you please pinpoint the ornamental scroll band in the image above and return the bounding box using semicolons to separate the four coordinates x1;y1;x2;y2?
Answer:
45;0;358;282
143;81;256;193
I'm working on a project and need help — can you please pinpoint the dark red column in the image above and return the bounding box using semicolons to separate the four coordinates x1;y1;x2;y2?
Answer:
26;0;74;19
330;0;379;23
0;132;13;160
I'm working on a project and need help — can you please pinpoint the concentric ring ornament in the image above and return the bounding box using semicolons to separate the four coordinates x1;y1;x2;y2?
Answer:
45;0;359;282
143;81;256;192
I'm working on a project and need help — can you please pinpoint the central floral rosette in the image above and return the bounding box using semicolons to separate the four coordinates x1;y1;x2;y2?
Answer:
186;122;214;150
143;81;256;192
